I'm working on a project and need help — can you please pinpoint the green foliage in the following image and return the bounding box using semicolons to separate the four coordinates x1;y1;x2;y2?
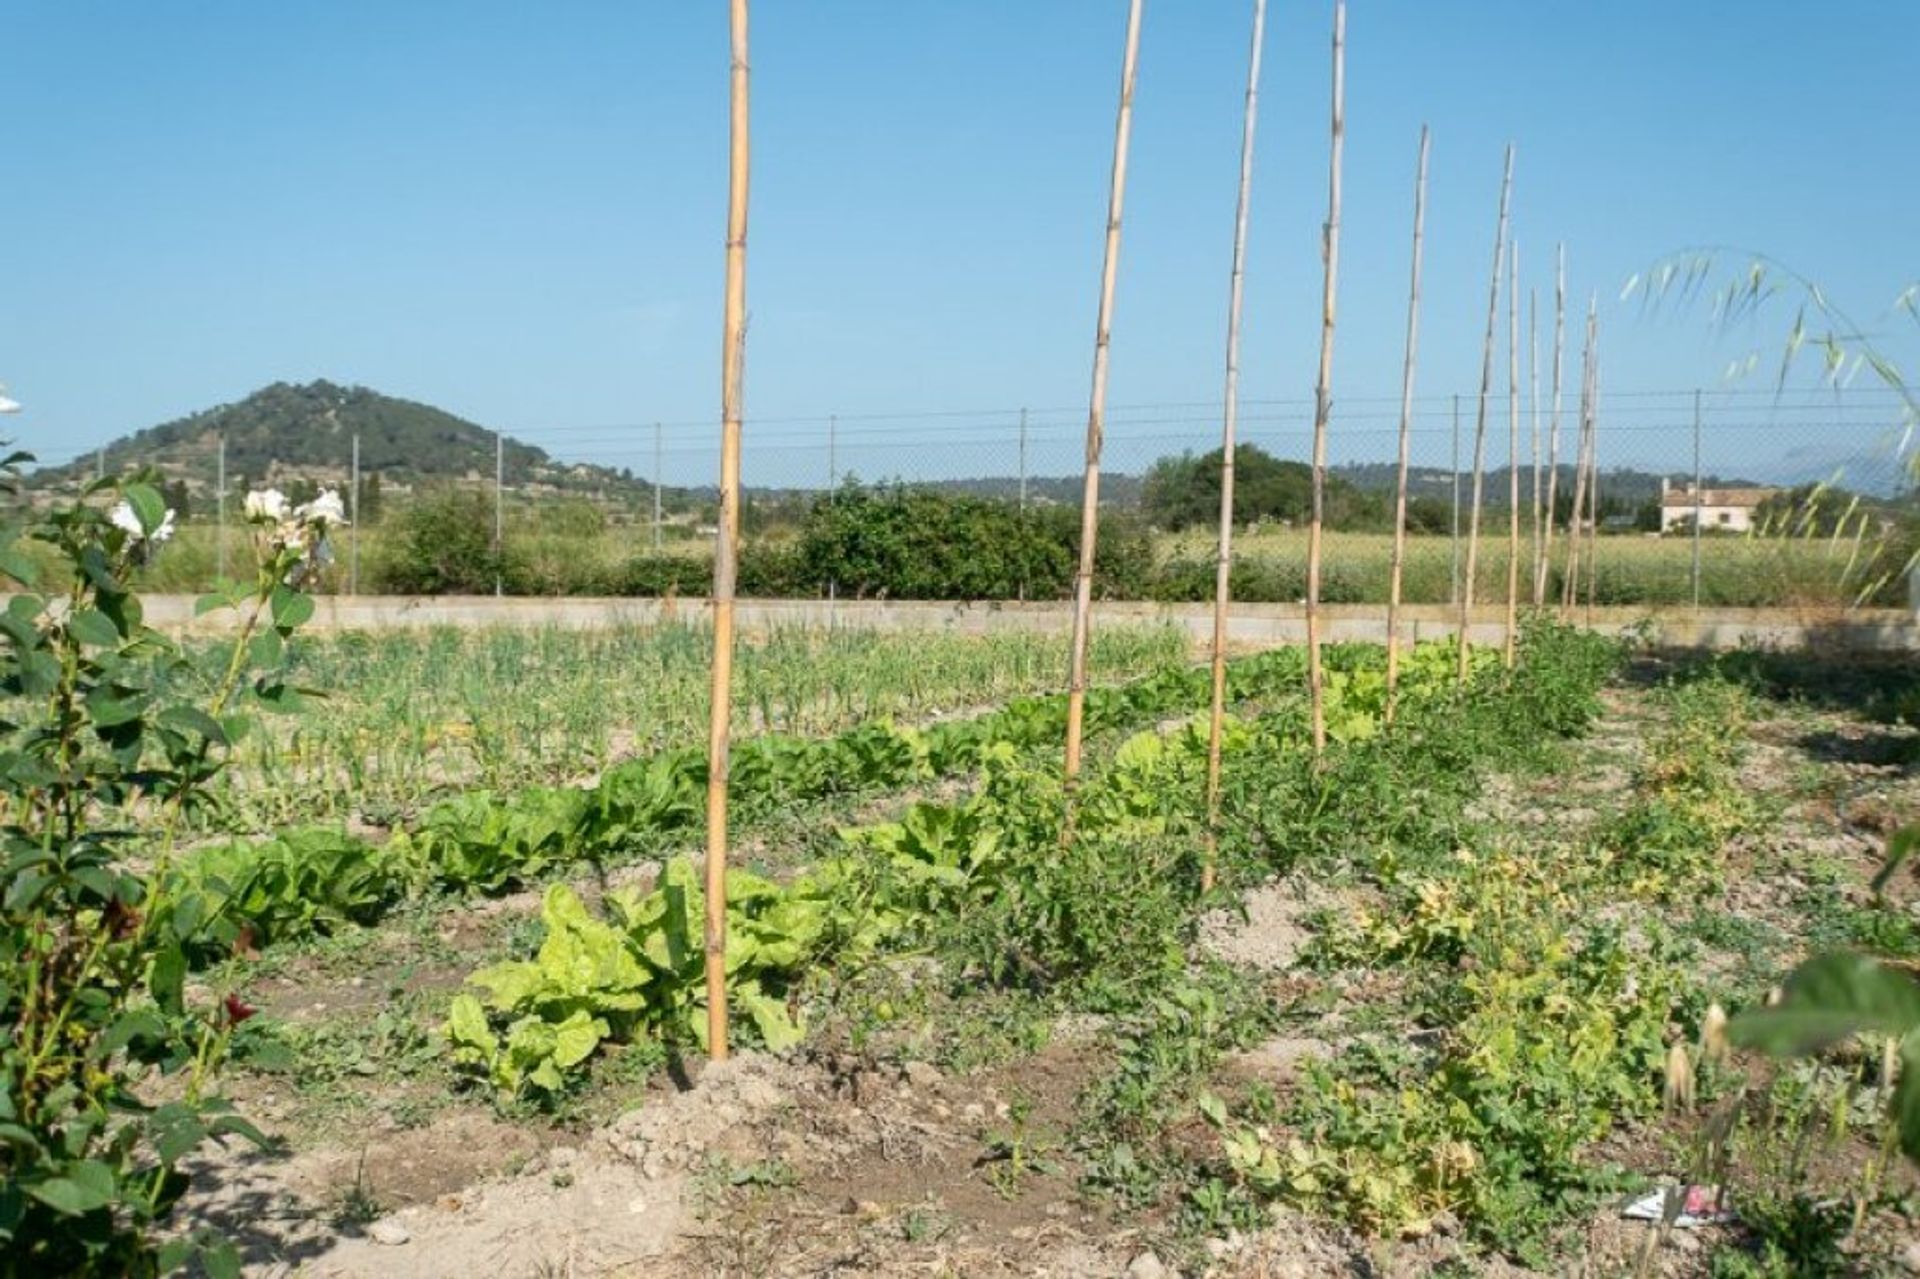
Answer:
1598;676;1760;899
0;466;330;1273
446;865;833;1100
160;827;407;956
401;786;589;895
372;487;504;595
1731;951;1920;1163
1223;851;1686;1260
1141;444;1381;531
779;483;1156;601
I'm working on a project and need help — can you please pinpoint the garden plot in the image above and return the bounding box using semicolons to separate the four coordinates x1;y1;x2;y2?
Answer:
152;633;1920;1278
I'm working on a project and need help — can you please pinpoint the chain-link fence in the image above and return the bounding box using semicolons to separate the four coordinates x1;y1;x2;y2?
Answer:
32;384;1920;609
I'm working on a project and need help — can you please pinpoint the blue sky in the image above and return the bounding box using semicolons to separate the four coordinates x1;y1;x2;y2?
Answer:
2;1;1915;486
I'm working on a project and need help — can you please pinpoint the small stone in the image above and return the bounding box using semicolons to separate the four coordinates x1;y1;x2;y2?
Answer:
548;1145;579;1169
1126;1253;1167;1279
368;1220;411;1247
902;1060;943;1089
1900;1240;1920;1274
1204;1237;1233;1260
961;1103;985;1122
933;1102;952;1119
626;1196;648;1215
435;1195;462;1213
840;1197;861;1216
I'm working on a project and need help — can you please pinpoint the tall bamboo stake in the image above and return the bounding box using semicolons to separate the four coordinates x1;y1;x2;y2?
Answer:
1503;238;1521;667
1528;287;1542;606
1456;144;1513;683
1063;0;1144;785
1304;0;1346;755
704;0;751;1061
1540;245;1566;599
1562;300;1597;616
1584;353;1602;624
1383;124;1430;725
1202;0;1267;893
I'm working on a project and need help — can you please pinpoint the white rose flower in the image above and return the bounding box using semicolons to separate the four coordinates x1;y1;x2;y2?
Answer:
109;501;143;538
152;508;178;545
244;489;290;524
300;489;348;528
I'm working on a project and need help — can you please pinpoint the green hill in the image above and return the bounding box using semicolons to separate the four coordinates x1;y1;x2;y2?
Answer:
33;380;646;499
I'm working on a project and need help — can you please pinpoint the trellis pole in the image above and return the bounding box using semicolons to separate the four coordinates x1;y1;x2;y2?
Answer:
1456;145;1513;684
1562;300;1598;616
1384;125;1430;724
1503;239;1521;667
704;0;751;1061
1540;245;1566;600
1063;0;1145;785
1528;288;1543;606
1304;0;1347;754
1203;0;1268;893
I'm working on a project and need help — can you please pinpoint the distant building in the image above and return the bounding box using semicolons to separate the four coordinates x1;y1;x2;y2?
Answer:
1659;478;1777;533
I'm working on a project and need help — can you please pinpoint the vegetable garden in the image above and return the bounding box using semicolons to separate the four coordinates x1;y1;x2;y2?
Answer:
9;466;1920;1276
9;0;1920;1275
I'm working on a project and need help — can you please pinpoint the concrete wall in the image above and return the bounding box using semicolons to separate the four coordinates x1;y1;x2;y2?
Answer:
117;593;1920;652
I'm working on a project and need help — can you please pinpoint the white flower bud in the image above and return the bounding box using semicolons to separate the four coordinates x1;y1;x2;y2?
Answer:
244;489;290;524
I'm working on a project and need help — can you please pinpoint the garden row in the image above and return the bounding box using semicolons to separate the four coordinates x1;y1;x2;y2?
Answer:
437;632;1521;1103
155;638;1365;970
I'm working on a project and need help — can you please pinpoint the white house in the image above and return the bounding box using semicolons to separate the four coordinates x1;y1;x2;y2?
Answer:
1659;478;1777;533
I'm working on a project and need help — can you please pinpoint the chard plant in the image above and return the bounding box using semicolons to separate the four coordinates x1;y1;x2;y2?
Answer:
0;469;342;1275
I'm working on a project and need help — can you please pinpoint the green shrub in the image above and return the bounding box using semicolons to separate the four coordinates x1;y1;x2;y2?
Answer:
372;487;504;594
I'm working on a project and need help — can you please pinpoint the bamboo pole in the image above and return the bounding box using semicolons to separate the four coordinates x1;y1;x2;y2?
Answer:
1562;300;1597;616
704;0;751;1062
1456;144;1513;683
1541;245;1566;600
1528;287;1542;606
1503;238;1521;667
1063;0;1144;785
1584;352;1602;624
1202;0;1267;893
1304;0;1346;755
1383;124;1430;725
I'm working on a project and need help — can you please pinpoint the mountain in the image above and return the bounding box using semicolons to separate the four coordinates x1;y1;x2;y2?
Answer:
32;380;650;501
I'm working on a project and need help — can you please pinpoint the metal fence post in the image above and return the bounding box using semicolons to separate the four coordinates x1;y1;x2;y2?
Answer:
1690;389;1703;610
494;429;504;598
349;433;361;595
827;413;837;498
652;421;664;552
216;435;227;583
1449;392;1461;605
1018;407;1029;512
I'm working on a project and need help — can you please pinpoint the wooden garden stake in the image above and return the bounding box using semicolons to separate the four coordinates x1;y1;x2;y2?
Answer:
1540;245;1566;605
1305;0;1346;755
1503;238;1521;668
1064;0;1144;786
1203;0;1267;892
1456;144;1513;684
704;0;751;1061
1562;300;1597;616
1585;353;1602;624
1384;124;1430;724
1528;287;1542;607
